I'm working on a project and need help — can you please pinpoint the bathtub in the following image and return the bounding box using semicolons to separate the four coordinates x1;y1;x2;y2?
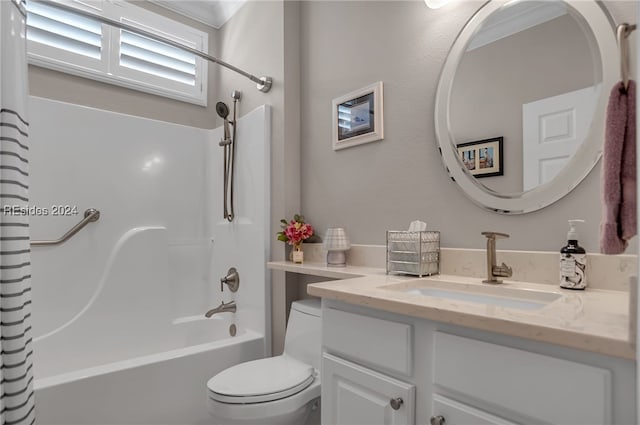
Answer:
31;227;266;424
35;319;264;425
28;99;271;425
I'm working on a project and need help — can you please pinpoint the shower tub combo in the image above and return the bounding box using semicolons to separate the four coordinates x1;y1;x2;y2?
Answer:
28;97;271;424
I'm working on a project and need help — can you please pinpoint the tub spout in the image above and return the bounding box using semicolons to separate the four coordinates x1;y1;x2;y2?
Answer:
205;301;237;318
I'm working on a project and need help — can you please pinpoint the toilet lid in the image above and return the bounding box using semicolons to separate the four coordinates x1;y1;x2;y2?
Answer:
207;355;315;404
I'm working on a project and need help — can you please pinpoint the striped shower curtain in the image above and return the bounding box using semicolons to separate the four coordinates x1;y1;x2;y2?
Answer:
0;1;35;425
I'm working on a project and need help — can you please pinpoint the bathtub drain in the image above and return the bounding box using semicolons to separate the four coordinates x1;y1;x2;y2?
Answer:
229;324;237;337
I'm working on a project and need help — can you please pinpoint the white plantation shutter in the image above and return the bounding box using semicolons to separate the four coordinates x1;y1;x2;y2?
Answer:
26;0;208;105
119;31;196;85
26;0;106;74
26;1;102;59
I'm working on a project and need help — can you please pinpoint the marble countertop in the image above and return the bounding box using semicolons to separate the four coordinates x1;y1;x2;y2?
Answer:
268;261;635;360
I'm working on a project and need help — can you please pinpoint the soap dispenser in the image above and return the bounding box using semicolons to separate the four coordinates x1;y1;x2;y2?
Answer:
560;219;587;290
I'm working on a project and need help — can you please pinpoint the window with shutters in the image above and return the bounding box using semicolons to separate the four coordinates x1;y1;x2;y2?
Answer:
26;0;208;106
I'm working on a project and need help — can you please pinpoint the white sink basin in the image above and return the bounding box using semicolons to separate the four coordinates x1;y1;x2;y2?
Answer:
384;279;562;311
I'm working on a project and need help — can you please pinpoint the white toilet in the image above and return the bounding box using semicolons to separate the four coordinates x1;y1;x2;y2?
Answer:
207;299;322;425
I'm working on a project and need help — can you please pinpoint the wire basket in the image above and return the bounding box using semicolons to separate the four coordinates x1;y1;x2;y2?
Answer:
386;230;440;277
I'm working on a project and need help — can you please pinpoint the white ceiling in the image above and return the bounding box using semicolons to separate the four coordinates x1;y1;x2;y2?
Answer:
149;0;246;29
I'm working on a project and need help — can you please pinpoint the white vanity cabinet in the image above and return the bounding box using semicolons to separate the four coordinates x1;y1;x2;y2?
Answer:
320;300;636;425
321;307;416;424
431;394;518;425
431;332;613;424
323;353;415;425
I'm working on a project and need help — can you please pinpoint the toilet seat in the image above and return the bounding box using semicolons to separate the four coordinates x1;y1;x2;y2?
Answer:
208;355;315;404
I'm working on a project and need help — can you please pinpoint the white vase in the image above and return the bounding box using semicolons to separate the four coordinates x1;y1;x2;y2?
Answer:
292;243;304;264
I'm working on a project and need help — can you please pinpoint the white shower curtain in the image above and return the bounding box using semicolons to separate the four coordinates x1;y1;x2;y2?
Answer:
0;1;34;424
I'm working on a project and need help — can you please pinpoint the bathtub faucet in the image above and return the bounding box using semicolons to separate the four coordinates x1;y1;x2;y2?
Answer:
205;301;237;318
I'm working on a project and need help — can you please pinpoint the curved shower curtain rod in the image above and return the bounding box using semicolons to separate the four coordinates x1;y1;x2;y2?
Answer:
34;0;273;93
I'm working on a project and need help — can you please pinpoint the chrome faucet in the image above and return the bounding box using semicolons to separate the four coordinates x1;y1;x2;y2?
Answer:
205;301;237;318
481;232;512;284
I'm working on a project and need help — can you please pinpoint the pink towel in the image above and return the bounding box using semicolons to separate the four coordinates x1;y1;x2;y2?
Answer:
600;80;636;254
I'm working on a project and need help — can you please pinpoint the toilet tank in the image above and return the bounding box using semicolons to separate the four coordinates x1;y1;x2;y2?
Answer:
284;299;322;371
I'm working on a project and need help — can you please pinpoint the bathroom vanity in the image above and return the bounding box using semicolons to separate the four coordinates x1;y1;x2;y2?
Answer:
268;259;636;425
317;297;633;425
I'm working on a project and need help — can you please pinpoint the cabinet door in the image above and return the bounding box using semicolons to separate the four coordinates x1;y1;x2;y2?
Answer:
432;394;518;425
434;332;612;424
322;353;415;425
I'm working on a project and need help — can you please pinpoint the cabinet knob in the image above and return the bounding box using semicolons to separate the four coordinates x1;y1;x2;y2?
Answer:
430;415;445;425
390;397;404;410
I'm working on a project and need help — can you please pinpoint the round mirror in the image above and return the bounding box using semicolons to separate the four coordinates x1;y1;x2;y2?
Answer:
435;0;617;214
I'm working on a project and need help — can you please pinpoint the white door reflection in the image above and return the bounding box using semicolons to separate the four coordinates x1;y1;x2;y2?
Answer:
522;86;598;191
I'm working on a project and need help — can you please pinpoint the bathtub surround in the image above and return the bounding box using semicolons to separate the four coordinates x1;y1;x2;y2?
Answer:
0;2;35;425
28;98;270;424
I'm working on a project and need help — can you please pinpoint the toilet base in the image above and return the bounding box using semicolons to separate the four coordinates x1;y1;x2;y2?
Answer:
208;396;320;425
305;398;321;425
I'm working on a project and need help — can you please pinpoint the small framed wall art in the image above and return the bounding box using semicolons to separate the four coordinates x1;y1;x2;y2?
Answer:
456;136;503;178
332;81;384;151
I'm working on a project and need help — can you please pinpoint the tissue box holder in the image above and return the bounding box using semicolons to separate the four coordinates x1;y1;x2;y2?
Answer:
386;230;440;277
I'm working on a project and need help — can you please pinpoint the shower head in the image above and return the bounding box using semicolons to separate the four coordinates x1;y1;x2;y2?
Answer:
216;102;230;119
216;101;231;140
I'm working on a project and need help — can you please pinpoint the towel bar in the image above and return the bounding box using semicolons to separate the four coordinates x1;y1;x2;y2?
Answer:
617;23;637;92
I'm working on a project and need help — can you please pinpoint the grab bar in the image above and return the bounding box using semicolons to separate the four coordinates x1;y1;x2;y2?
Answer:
31;208;101;247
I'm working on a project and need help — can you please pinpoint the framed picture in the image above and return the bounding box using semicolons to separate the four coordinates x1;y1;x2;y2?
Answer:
332;81;384;151
456;137;503;178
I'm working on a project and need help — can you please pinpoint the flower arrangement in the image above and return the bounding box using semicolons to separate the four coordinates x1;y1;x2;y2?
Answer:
277;214;314;246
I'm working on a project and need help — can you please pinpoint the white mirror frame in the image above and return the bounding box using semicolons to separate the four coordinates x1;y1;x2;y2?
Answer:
434;0;617;214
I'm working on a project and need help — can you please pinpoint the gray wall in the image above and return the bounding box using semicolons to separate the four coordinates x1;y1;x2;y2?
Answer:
451;14;595;193
300;0;636;253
